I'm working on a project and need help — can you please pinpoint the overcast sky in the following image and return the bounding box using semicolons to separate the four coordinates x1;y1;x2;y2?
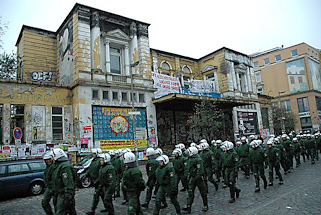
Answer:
1;0;320;58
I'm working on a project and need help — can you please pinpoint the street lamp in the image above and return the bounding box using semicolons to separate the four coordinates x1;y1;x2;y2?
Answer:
278;90;286;133
130;61;140;159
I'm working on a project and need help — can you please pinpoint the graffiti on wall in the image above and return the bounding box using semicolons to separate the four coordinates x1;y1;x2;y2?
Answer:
32;105;46;140
308;59;321;91
30;71;54;82
59;19;73;86
286;59;308;93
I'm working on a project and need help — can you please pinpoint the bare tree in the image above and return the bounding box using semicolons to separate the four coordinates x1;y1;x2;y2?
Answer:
0;16;9;50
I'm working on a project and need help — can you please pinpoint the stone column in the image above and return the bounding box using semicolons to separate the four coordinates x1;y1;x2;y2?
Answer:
105;41;110;73
125;45;130;76
90;12;101;70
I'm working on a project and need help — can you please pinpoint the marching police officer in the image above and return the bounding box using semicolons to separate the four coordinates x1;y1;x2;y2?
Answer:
122;152;146;215
52;148;76;215
249;140;267;192
266;139;283;186
172;148;188;191
42;151;56;215
237;137;250;179
153;155;181;215
182;146;208;213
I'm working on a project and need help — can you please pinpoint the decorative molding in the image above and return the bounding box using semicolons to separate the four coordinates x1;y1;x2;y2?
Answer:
201;65;217;73
104;29;130;41
137;24;148;37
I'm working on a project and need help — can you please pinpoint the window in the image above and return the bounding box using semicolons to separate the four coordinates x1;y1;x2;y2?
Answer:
290;76;295;84
112;91;119;100
160;61;171;70
122;92;128;102
0;104;2;144
131;92;137;102
255;72;261;83
29;162;46;171
10;105;25;143
264;58;270;65
297;97;310;113
52;107;63;140
257;87;263;94
291;49;298;57
281;100;291;112
238;72;247;92
298;76;303;83
275;54;281;62
182;76;189;88
0;166;5;175
8;164;29;175
253;61;259;67
272;102;278;107
316;96;321;111
110;47;122;74
300;117;312;129
92;89;99;100
102;91;109;100
139;93;145;103
182;65;191;74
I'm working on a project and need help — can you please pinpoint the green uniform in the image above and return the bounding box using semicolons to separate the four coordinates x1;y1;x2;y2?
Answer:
172;155;188;190
99;163;116;214
237;143;250;178
275;142;288;173
200;149;218;191
266;146;283;184
88;157;107;213
293;140;302;167
222;150;241;201
213;146;223;182
300;138;307;162
111;155;122;195
52;161;76;215
281;138;293;169
153;164;180;215
306;138;316;164
186;155;208;211
42;163;56;215
249;147;267;191
122;165;146;215
143;157;159;205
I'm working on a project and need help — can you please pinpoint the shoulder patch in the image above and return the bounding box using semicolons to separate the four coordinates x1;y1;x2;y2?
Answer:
109;173;113;178
235;157;238;162
197;164;201;168
62;172;68;179
170;172;174;177
276;153;279;156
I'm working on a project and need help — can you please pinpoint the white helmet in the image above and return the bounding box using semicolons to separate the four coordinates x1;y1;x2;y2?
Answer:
292;137;298;142
203;142;209;149
307;133;311;138
99;153;111;163
172;148;182;156
156;155;170;165
249;135;255;140
92;148;102;154
121;148;131;156
123;152;136;164
146;148;156;156
241;136;247;142
236;141;241;146
109;150;116;156
257;140;262;145
281;134;287;139
274;137;280;144
187;146;198;156
251;140;259;148
267;140;275;146
199;139;207;144
220;144;227;151
198;143;205;150
226;141;234;150
43;151;53;160
216;140;222;145
211;140;216;145
155;148;163;155
52;148;67;161
175;143;186;150
190;142;197;147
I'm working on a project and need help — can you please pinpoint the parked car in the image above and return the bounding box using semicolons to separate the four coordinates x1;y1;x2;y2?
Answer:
0;159;46;197
73;154;93;188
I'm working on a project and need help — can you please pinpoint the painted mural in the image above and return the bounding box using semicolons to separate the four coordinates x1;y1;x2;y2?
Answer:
59;19;73;86
92;106;148;149
308;59;321;91
286;58;308;93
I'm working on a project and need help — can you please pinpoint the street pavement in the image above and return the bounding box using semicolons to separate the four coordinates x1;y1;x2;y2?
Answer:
1;156;321;215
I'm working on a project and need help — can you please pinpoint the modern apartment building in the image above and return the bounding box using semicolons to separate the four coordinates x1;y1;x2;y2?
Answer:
251;43;321;133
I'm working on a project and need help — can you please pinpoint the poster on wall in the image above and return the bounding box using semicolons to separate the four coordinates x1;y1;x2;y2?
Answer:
152;72;180;99
93;106;148;150
286;59;308;93
32;105;46;140
308;59;321;91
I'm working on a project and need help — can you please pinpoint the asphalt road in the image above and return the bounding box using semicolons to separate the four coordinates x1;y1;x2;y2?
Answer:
1;156;321;215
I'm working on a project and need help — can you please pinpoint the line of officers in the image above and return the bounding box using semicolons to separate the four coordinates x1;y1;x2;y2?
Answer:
41;131;321;215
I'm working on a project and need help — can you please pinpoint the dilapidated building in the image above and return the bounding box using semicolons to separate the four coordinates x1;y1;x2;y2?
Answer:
0;3;272;154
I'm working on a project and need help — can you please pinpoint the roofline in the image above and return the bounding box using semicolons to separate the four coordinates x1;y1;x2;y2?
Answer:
198;47;250;61
15;25;56;47
150;48;197;61
57;3;150;33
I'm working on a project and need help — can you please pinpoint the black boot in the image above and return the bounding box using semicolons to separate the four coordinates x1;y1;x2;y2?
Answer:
236;188;241;198
182;205;191;213
202;205;208;212
141;202;149;208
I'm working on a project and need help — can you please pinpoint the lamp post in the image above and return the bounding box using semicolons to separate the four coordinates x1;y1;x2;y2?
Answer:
278;90;286;133
130;61;140;158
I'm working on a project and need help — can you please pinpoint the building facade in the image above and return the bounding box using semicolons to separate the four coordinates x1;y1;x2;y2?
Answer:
251;43;321;133
0;3;271;156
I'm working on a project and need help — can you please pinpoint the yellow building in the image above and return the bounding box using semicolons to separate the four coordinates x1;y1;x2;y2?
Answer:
251;43;321;133
0;3;272;156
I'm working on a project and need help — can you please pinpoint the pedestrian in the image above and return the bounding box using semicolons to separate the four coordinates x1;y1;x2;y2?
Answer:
266;139;283;186
42;151;56;215
87;148;109;214
52;148;76;215
98;153;116;215
199;141;218;192
153;155;181;215
237;137;250;179
141;148;159;209
222;141;241;203
182;146;208;213
122;152;146;215
172;148;188;192
249;140;267;192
